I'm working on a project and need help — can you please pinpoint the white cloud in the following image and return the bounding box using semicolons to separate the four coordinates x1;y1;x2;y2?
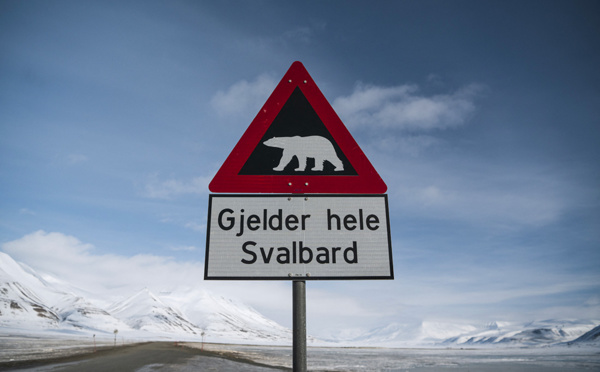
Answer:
375;152;575;229
169;245;198;252
19;208;36;216
376;135;441;156
584;294;600;307
333;83;483;132
66;153;88;165
280;21;326;45
4;231;95;262
236;22;326;55
141;173;211;199
1;231;203;305
184;221;205;232
210;74;277;119
415;185;447;207
388;167;565;228
400;276;598;308
282;26;314;44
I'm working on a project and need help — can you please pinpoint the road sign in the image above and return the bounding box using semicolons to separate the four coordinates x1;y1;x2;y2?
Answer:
204;194;393;280
209;61;387;194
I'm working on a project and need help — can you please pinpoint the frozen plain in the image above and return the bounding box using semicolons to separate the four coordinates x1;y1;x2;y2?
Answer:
3;337;598;372
193;343;600;372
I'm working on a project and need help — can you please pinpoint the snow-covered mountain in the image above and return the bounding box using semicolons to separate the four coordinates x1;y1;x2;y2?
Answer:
0;251;291;344
1;251;132;335
570;324;600;345
2;250;598;347
440;319;598;346
163;289;292;343
0;279;60;328
53;293;131;334
335;319;600;347
108;288;202;335
1;252;60;328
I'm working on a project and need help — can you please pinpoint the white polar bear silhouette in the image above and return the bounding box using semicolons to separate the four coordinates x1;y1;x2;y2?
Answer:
263;136;344;172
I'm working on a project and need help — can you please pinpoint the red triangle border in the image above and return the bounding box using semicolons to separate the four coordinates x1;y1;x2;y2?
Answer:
209;61;387;194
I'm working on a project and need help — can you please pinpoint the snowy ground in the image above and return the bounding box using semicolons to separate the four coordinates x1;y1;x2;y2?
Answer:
190;343;600;372
0;333;135;364
1;335;599;371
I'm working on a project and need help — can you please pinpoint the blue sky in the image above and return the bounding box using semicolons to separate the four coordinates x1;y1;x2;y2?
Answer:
1;0;599;336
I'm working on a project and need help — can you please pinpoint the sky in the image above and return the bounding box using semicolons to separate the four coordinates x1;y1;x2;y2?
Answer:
1;0;599;338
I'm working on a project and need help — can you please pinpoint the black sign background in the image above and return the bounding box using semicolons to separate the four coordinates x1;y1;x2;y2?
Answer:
239;88;357;176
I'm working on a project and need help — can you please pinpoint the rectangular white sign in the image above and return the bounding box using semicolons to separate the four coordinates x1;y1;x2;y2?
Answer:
205;195;393;280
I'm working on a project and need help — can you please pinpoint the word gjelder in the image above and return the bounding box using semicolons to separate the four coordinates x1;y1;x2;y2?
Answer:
218;208;311;237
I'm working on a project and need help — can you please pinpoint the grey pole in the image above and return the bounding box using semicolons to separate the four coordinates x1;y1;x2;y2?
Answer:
293;280;307;372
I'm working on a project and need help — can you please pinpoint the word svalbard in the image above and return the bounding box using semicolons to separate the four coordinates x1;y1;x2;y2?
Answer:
241;240;358;265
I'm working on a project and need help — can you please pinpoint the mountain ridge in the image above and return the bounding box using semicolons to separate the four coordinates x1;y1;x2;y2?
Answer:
1;251;292;344
1;251;598;347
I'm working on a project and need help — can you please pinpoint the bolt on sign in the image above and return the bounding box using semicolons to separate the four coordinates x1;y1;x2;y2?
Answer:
205;61;393;280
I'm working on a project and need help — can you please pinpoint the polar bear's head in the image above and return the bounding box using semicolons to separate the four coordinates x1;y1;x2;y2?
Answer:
263;137;286;149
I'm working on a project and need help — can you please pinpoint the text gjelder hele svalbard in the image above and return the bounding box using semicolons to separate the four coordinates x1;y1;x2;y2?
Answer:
216;208;380;265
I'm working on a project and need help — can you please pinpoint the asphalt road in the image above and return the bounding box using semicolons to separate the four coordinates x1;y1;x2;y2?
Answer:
2;342;288;372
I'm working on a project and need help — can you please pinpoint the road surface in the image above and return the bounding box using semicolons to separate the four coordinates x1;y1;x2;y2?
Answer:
1;342;288;371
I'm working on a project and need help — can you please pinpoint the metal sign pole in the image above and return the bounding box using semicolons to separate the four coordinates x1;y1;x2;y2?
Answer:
293;280;307;372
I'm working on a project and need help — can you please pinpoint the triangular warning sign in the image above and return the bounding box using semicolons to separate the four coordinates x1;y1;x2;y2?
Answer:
209;61;387;194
